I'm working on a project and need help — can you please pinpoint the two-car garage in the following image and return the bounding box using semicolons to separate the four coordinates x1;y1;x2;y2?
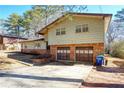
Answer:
57;47;93;63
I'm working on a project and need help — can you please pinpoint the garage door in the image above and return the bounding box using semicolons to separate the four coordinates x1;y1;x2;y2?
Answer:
57;47;70;60
76;47;93;62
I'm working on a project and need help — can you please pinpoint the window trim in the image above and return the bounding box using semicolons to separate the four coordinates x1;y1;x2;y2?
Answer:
75;24;89;33
75;25;82;33
61;28;66;35
56;28;66;36
56;29;61;35
82;24;88;32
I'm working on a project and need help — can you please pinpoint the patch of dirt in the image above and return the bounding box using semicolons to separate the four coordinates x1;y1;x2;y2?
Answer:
81;57;124;88
0;57;28;70
105;56;124;67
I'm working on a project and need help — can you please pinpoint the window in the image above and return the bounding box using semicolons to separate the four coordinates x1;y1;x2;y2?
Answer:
76;25;81;33
76;24;88;33
56;28;66;35
56;29;60;35
61;28;66;35
82;24;88;32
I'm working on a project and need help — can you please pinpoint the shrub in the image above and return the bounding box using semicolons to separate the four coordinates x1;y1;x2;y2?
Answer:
111;41;124;59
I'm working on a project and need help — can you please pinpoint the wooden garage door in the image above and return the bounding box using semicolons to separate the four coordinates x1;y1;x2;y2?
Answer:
76;47;93;62
57;47;70;60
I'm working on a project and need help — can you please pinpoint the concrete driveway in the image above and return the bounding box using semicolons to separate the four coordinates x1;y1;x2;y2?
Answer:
0;62;92;88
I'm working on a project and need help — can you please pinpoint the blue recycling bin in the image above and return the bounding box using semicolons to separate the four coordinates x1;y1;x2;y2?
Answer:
96;55;104;66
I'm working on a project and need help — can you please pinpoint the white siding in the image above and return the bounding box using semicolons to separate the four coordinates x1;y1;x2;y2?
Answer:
22;41;46;49
47;16;104;45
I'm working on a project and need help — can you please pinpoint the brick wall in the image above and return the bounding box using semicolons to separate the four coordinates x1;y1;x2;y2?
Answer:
50;43;104;64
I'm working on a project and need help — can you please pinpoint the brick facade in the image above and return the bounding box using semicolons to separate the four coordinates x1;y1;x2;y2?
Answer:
50;43;104;65
21;49;49;55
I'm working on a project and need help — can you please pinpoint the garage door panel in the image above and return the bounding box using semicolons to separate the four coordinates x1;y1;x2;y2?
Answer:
57;47;70;60
76;47;93;62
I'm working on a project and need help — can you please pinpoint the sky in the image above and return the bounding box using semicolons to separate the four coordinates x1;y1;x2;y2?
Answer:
0;5;124;19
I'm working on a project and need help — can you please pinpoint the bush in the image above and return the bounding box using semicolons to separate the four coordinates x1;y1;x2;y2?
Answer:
111;41;124;59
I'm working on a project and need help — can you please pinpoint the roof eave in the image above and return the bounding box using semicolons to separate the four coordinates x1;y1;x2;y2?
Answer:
38;13;113;35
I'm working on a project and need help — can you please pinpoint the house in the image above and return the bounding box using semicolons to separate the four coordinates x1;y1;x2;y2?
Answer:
38;12;112;65
0;34;26;50
19;38;48;55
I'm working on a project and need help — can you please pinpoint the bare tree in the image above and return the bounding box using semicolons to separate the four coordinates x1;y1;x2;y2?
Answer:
28;5;88;39
64;5;88;13
106;20;124;53
107;22;119;44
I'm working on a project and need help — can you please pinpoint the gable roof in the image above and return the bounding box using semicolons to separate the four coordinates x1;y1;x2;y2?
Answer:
38;12;112;35
0;34;27;40
19;38;44;43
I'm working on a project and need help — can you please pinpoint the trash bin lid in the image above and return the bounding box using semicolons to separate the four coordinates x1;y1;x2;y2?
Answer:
96;55;104;58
